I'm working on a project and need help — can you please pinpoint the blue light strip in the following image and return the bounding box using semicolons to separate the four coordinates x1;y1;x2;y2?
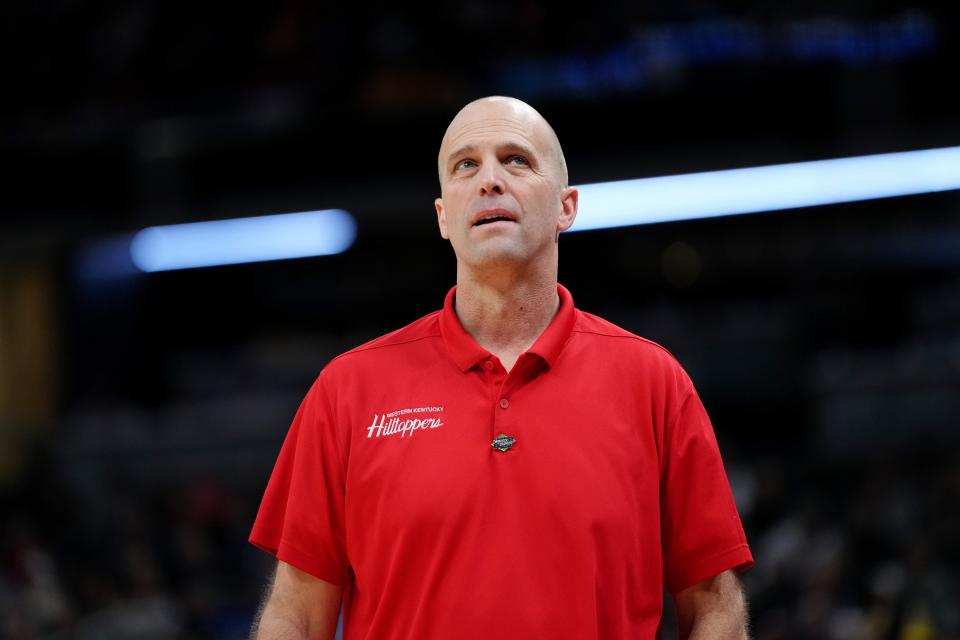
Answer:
571;146;960;232
130;209;356;272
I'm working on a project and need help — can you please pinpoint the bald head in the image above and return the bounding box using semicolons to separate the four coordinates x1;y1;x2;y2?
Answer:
437;96;568;187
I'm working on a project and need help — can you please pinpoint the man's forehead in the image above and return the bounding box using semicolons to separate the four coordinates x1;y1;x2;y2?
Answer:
440;100;549;157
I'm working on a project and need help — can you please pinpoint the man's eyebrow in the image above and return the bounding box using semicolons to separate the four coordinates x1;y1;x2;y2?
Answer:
447;144;478;165
500;141;538;160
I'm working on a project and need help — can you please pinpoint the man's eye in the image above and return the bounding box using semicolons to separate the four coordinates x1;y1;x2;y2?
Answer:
455;159;477;170
506;156;529;166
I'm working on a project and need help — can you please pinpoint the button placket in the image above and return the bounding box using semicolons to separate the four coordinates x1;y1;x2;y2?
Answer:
488;355;544;453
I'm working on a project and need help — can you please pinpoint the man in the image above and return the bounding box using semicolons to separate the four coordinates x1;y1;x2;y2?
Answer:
249;96;753;639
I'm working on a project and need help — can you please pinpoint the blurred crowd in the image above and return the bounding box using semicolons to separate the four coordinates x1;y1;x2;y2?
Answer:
739;453;959;640
1;453;265;640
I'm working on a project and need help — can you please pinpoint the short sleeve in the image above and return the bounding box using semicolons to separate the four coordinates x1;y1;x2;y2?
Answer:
660;378;753;594
249;373;350;586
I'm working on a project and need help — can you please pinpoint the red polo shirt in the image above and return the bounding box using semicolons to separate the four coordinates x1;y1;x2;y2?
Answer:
250;284;753;639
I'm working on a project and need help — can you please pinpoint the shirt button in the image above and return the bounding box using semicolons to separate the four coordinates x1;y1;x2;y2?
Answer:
499;398;509;409
483;361;494;370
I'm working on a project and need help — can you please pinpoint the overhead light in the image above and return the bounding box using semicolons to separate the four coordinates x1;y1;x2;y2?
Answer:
130;209;356;272
571;145;960;231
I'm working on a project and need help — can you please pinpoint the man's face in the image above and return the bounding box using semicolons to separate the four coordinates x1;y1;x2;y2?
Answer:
435;98;577;274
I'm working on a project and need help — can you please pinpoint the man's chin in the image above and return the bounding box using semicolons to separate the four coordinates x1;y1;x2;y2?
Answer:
458;244;548;273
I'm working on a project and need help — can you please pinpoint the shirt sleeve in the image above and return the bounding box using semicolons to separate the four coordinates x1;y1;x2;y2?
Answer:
249;372;351;586
660;375;753;595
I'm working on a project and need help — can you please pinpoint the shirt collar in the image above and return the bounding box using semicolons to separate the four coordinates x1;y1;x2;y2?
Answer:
439;283;577;372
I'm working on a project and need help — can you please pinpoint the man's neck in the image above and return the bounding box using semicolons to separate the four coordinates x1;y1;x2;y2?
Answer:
453;268;560;372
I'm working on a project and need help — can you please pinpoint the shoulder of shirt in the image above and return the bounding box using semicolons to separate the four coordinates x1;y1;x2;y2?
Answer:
572;309;695;396
573;308;683;366
326;309;443;366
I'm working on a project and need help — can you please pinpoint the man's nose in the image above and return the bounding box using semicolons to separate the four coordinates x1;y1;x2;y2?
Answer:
478;161;506;196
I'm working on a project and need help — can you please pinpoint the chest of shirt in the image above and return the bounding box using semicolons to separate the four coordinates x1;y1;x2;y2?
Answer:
339;361;663;552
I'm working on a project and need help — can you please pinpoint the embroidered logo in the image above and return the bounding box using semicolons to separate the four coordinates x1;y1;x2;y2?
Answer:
367;406;445;439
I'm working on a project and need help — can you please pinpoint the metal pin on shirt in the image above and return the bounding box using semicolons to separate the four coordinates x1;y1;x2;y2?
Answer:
491;434;517;452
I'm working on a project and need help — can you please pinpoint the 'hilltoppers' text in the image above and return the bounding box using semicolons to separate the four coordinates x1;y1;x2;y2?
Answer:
367;406;444;439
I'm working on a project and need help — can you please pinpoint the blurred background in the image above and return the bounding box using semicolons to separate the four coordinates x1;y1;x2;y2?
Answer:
2;1;959;639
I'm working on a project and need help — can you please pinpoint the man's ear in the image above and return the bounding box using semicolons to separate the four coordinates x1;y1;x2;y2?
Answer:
435;197;449;239
557;186;578;233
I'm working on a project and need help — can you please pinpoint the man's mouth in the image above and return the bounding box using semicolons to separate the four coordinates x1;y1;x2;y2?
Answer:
472;209;518;226
475;216;512;226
